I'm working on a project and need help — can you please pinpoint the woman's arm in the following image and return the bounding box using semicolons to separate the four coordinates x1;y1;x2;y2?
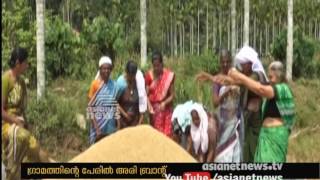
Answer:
186;135;193;155
161;80;175;109
138;113;144;124
118;104;131;121
1;95;23;126
212;83;220;108
147;98;154;114
196;71;240;86
228;68;275;99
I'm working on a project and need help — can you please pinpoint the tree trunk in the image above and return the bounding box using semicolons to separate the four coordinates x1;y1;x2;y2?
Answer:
314;19;317;39
67;0;70;24
265;22;268;55
279;16;282;36
167;25;170;52
212;13;216;52
174;20;178;56
244;0;250;46
231;0;236;57
286;0;293;81
162;30;165;52
36;0;45;100
190;20;192;54
253;14;256;49
309;21;312;38
180;23;183;57
303;16;306;35
191;19;194;55
219;11;222;48
228;15;230;50
259;28;262;56
206;4;209;51
171;15;173;55
183;23;185;57
272;11;275;42
197;7;200;55
140;0;147;67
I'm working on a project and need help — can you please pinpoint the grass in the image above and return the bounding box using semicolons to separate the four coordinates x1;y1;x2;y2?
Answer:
25;56;320;162
286;79;320;162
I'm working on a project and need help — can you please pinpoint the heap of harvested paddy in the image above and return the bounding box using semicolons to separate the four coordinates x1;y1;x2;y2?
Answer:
71;125;196;162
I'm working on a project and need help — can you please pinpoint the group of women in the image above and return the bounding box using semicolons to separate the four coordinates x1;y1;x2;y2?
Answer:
1;45;295;179
87;51;176;144
195;46;295;163
87;45;295;164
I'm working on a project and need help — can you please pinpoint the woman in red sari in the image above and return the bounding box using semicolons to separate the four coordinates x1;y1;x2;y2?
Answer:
145;51;175;137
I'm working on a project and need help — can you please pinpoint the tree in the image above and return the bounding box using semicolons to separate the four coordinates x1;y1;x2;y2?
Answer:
286;0;293;81
244;0;250;46
140;0;147;67
231;0;236;56
36;0;45;100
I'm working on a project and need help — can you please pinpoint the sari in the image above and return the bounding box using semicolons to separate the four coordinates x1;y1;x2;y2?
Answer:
145;68;175;137
241;71;266;162
2;71;41;180
254;83;295;162
116;75;140;128
214;85;241;162
88;79;119;144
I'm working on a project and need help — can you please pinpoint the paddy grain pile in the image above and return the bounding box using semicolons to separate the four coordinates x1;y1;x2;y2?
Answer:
71;125;196;162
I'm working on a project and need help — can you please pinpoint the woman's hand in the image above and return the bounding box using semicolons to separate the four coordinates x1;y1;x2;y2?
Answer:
14;116;25;128
148;103;155;114
212;74;236;85
195;71;211;82
95;127;102;140
160;101;166;111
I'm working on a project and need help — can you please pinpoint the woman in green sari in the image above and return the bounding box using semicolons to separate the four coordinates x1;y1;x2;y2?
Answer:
212;61;295;162
2;48;51;180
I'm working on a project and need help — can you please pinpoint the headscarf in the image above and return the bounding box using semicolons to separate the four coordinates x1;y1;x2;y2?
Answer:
235;46;268;81
136;70;148;113
95;56;112;80
171;100;194;133
190;103;209;155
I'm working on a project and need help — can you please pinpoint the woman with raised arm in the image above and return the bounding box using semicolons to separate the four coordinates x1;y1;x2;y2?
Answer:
196;49;242;162
202;61;295;162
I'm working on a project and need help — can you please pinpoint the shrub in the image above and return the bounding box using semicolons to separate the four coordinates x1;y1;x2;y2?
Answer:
270;28;316;78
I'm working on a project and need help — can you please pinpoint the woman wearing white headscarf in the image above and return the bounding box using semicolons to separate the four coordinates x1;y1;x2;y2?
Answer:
187;103;218;162
88;56;119;144
234;46;268;162
207;61;295;162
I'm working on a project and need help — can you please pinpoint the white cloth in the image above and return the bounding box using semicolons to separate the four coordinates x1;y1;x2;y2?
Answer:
235;46;268;81
136;70;147;113
171;100;194;132
2;162;6;180
95;56;112;80
190;103;209;155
